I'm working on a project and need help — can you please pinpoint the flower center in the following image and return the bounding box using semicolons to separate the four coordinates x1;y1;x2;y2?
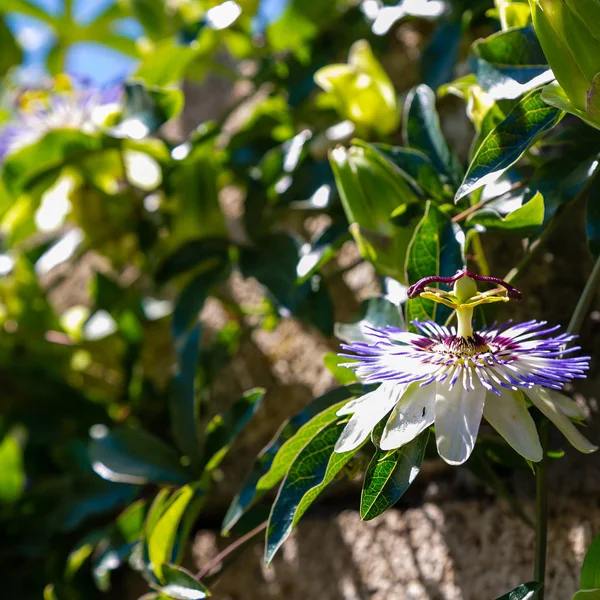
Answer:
407;269;522;340
439;333;491;357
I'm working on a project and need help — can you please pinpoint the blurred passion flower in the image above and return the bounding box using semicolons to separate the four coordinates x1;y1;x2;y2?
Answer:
529;0;600;129
314;40;399;136
0;75;122;161
335;270;597;465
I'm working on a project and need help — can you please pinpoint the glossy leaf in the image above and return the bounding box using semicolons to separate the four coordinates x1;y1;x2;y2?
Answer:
159;564;211;599
2;129;103;195
323;353;358;385
403;84;462;187
495;582;541;599
0;17;22;76
574;591;600;600
147;485;199;582
172;260;231;344
335;296;404;343
405;202;440;326
581;531;600;589
296;223;351;283
470;26;553;100
156;238;230;284
421;18;462;90
360;430;428;521
329;143;421;283
265;418;361;564
120;83;184;135
466;191;544;233
257;401;349;494
239;233;334;334
586;174;600;259
89;428;191;486
202;388;265;472
0;431;25;502
222;385;366;534
170;326;202;468
372;144;449;202
456;88;562;201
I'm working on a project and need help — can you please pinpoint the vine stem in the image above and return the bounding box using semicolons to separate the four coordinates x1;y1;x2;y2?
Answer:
195;521;267;581
567;252;600;336
533;419;549;600
532;250;600;598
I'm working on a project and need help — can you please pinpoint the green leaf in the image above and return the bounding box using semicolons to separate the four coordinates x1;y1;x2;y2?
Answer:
156;239;230;284
466;191;544;233
158;564;211;599
456;88;563;201
265;418;361;564
421;18;463;91
0;430;25;502
470;26;552;100
0;17;22;76
0;0;57;24
372;144;449;202
147;485;200;582
360;430;428;521
167;147;227;247
586;174;600;259
170;326;202;468
222;385;367;534
323;353;358;385
403;84;463;187
2;130;103;195
130;0;170;40
89;428;192;486
43;584;59;600
172;260;231;344
266;1;336;55
495;582;542;600
581;531;600;590
335;296;404;343
329;143;421;283
239;233;334;334
574;591;600;600
120;83;184;136
134;40;198;87
65;531;104;580
405;202;440;326
202;388;265;472
296;223;351;283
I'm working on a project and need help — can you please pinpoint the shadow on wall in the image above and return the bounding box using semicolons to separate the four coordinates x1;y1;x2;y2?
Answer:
199;491;599;600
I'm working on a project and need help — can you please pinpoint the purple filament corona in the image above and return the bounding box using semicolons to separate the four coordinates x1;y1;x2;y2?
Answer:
341;320;588;396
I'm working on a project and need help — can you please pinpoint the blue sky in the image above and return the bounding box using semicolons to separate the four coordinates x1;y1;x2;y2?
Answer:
6;0;143;85
5;0;289;86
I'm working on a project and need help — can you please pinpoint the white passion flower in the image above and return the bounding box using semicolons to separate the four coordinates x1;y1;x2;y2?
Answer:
0;75;122;162
335;270;597;465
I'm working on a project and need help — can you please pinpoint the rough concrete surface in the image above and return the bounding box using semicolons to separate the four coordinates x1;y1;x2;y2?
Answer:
193;497;600;600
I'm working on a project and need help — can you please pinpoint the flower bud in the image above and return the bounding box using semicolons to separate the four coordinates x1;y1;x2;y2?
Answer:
314;40;399;136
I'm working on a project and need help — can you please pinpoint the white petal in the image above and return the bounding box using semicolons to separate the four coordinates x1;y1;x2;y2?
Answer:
527;387;598;454
380;383;435;450
435;379;486;465
336;383;405;416
334;383;400;453
483;389;542;462
545;389;585;420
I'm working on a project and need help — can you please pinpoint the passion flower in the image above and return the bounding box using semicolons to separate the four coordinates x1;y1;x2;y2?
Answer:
335;270;597;465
